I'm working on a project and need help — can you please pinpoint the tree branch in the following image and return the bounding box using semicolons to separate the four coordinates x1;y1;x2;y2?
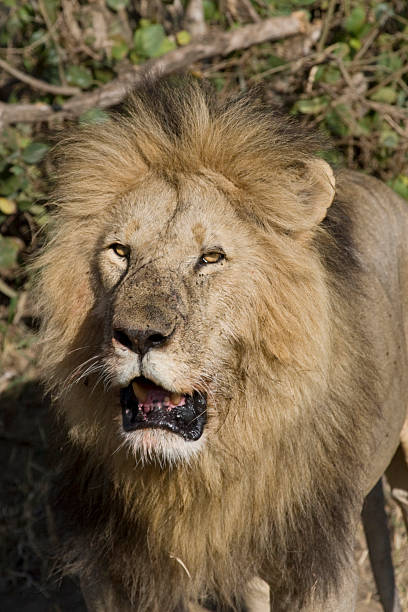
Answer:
184;0;207;38
0;11;309;129
0;57;81;96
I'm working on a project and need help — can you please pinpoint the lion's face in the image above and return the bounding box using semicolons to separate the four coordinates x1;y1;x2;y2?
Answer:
37;80;336;468
95;173;259;462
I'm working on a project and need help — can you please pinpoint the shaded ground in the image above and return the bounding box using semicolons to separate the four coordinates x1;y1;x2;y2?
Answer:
0;321;407;611
0;374;86;611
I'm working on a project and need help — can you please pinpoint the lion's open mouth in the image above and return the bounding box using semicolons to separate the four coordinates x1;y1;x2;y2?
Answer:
120;377;207;441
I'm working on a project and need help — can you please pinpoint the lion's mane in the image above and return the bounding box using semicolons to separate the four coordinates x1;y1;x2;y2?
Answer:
34;78;378;611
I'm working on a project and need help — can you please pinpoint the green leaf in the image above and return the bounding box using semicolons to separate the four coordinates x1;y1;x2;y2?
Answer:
349;37;361;51
22;142;49;164
293;96;329;115
358;23;372;38
397;90;406;106
344;6;366;35
5;14;20;38
112;41;129;60
154;37;176;57
203;0;217;21
356;115;373;136
16;200;32;212
176;30;191;46
94;68;114;83
379;127;399;149
29;28;46;44
35;213;50;227
370;87;398;104
377;52;403;72
43;0;60;23
17;6;33;24
79;108;110;125
213;77;225;92
129;50;141;64
10;165;24;176
319;149;345;167
0;235;21;270
28;204;46;215
133;24;165;58
0;174;28;196
331;42;350;59
0;198;17;215
16;134;31;149
325;108;349;137
66;65;93;89
107;0;129;9
44;44;60;66
375;2;394;20
388;175;408;200
315;65;341;84
267;54;285;68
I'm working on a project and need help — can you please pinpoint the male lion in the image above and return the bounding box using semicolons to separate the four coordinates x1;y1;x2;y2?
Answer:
34;78;408;612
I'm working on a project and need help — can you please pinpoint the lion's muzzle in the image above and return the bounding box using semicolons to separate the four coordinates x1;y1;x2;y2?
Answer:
120;376;207;441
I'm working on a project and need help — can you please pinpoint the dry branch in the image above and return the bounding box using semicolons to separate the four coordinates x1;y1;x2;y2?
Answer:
0;58;80;96
0;11;309;129
184;0;207;38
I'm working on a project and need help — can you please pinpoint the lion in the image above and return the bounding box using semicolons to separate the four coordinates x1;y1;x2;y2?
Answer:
33;77;408;612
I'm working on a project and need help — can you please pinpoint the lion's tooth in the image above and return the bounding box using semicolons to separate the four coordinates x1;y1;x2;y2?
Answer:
132;381;148;402
170;392;182;405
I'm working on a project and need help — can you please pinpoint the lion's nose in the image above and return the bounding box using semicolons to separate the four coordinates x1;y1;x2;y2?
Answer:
113;327;171;356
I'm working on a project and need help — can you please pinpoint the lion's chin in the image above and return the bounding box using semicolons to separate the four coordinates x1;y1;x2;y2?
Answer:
120;428;206;466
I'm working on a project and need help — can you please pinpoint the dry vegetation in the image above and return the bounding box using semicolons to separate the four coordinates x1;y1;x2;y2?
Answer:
0;0;407;610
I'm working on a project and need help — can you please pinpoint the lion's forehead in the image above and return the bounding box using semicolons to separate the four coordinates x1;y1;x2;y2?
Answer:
113;175;245;256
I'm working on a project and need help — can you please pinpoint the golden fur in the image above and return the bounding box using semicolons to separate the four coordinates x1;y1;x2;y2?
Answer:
33;78;393;611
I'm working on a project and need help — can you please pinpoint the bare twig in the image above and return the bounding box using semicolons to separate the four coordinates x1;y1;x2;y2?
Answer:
364;100;408;120
0;11;308;129
0;58;80;96
250;40;338;86
317;0;336;52
184;0;207;38
117;8;133;44
62;0;101;60
0;277;17;299
383;114;408;138
366;64;408;98
38;0;67;86
223;0;260;23
354;13;389;62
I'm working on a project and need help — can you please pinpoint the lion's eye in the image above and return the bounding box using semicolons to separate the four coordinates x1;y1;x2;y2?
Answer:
200;252;225;265
110;243;130;258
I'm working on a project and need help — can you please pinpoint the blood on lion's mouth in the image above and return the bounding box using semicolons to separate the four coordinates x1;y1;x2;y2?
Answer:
120;376;207;441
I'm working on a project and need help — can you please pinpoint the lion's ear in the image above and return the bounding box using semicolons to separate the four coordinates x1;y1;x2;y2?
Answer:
289;158;336;236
